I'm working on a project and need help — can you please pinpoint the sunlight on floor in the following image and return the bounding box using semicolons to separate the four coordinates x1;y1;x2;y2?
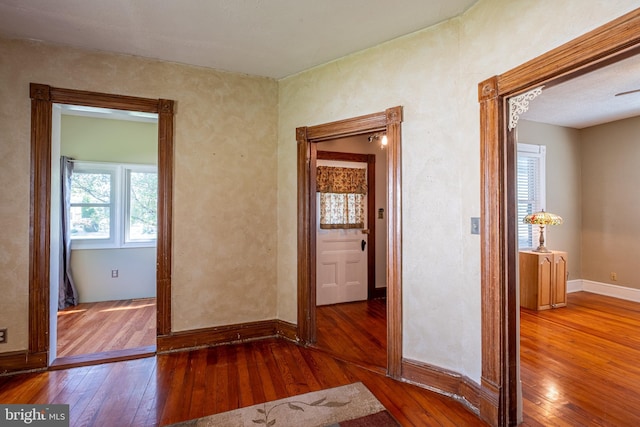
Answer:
100;303;155;312
57;309;87;315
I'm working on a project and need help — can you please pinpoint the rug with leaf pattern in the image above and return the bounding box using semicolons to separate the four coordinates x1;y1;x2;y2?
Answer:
169;382;400;426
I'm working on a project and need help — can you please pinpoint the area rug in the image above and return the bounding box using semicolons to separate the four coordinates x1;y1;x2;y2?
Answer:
168;382;400;426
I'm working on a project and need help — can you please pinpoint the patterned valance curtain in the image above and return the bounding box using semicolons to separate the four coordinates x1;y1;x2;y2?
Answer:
316;166;367;194
316;166;367;229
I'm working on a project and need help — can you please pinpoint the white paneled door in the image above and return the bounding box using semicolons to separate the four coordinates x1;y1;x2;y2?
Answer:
316;160;368;306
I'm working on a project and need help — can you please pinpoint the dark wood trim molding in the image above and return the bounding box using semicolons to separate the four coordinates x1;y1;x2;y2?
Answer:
402;358;481;415
3;320;297;374
372;287;387;299
275;320;298;343
29;84;53;360
296;126;313;343
365;153;376;300
478;8;640;427
27;83;174;372
296;106;403;379
478;75;504;427
385;106;403;379
48;87;160;112
157;320;297;353
0;351;48;375
305;112;387;142
49;346;156;371
157;99;174;337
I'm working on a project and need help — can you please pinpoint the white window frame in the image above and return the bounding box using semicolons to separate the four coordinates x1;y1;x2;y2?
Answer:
71;161;157;250
517;143;546;249
124;165;158;246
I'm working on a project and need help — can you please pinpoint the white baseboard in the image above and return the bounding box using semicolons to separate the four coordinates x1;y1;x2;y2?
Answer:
566;280;582;294
567;279;640;303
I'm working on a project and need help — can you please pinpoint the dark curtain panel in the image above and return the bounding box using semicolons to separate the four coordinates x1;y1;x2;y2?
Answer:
59;156;78;309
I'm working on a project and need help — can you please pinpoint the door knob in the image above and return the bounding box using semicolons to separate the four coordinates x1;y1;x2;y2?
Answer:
361;240;367;251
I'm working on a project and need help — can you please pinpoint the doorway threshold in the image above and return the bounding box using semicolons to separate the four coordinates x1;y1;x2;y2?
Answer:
49;345;156;370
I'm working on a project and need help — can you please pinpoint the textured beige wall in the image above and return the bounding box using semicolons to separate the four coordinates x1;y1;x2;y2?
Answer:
0;37;278;351
1;0;638;383
518;120;582;280
581;116;640;289
277;0;638;381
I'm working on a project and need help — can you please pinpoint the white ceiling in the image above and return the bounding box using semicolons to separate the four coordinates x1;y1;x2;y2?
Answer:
1;0;638;128
0;0;477;79
523;53;640;129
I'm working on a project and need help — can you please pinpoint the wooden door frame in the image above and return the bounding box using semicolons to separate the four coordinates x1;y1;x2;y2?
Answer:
297;106;403;377
478;9;640;426
28;83;174;367
316;150;377;300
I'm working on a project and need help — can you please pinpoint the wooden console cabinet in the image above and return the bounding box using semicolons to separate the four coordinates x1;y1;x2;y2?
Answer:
519;250;567;310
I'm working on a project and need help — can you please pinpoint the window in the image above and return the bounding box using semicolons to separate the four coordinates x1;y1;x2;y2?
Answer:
70;161;157;248
126;169;158;241
517;143;546;249
70;167;114;241
316;166;367;229
319;193;366;229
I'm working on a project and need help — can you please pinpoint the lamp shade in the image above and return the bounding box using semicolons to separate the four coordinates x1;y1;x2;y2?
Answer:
523;210;563;226
523;210;563;252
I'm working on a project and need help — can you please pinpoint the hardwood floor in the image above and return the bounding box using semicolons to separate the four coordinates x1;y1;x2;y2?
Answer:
4;292;638;425
315;298;387;370
316;293;640;425
520;291;640;426
0;339;486;426
57;298;156;357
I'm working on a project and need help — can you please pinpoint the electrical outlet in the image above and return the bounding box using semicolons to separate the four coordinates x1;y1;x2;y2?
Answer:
610;272;617;281
0;328;7;344
111;269;119;278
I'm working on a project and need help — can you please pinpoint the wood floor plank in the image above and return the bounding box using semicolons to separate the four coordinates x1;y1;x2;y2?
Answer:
11;292;640;425
0;339;485;426
159;352;191;425
128;361;159;427
56;298;156;358
185;349;208;419
316;299;387;369
520;291;640;426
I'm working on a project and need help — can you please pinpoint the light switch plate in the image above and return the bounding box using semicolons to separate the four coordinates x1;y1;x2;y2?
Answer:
471;217;480;235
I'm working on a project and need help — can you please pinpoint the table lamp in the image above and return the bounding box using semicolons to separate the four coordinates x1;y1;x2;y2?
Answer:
523;210;563;253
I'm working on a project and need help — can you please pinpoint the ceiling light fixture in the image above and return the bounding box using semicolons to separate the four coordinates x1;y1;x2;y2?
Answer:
368;133;388;149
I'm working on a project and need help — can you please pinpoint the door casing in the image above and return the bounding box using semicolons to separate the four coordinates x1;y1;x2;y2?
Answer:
28;84;174;367
296;106;403;377
478;9;640;426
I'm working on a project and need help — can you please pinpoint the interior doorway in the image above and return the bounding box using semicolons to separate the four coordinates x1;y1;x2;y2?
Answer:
296;106;403;377
51;104;159;364
313;140;386;369
28;83;174;369
477;9;640;425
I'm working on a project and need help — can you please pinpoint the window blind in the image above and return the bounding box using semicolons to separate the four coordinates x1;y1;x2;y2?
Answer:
517;144;546;249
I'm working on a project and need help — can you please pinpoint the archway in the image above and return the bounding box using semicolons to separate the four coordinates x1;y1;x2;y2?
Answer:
478;9;640;426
